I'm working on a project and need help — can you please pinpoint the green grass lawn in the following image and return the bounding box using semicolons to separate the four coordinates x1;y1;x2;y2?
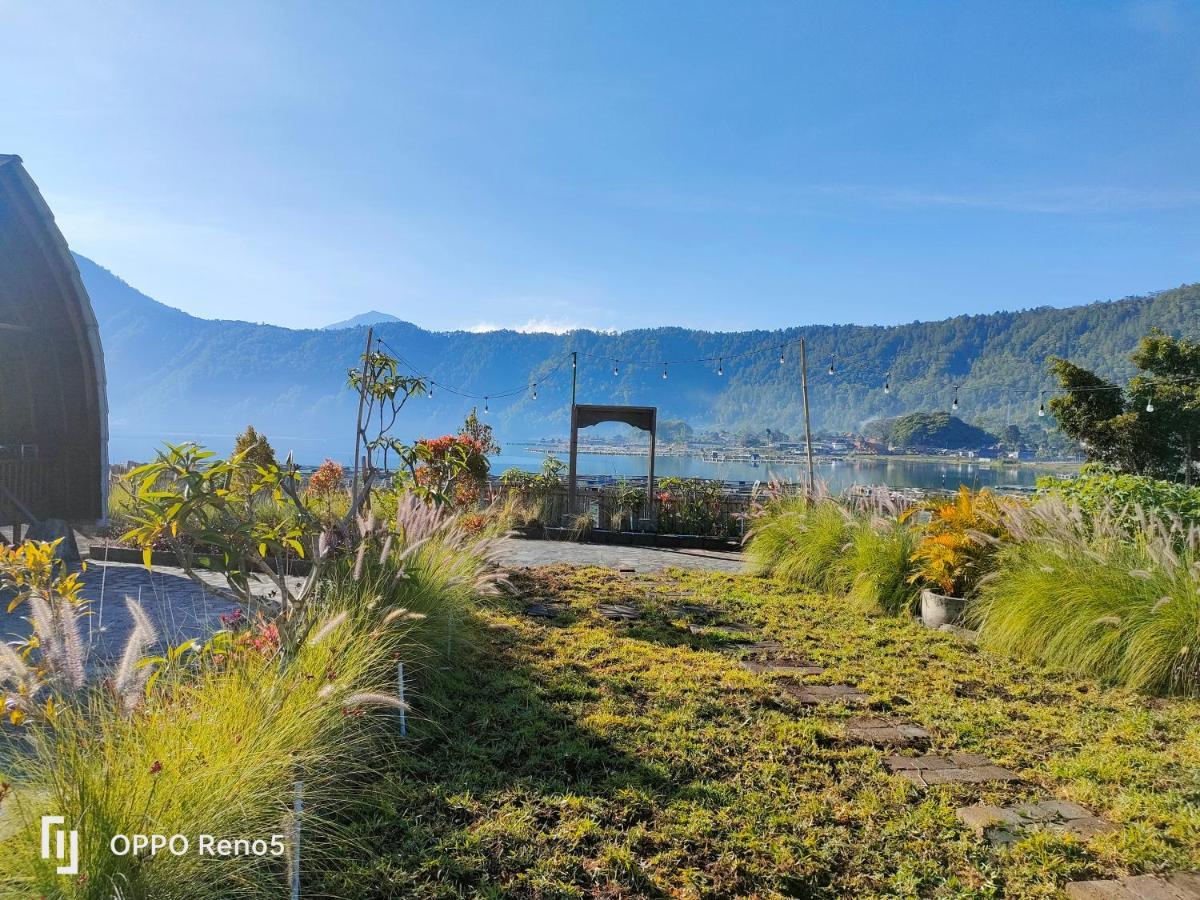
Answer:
319;565;1200;899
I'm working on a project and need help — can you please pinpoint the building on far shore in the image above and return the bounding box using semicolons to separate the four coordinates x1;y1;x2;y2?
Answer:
0;155;107;532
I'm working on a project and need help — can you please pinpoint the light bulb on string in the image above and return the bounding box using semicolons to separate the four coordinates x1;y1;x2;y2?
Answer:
1038;398;1045;417
717;358;723;376
952;387;959;412
662;362;668;380
779;347;785;365
484;396;489;414
827;357;835;376
883;373;890;394
612;360;619;376
1146;398;1155;413
532;383;537;400
428;383;434;399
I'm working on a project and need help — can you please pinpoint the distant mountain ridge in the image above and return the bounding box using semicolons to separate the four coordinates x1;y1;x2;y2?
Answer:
73;253;1200;462
323;310;405;330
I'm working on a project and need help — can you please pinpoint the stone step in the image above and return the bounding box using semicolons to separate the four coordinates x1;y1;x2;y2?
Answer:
1065;873;1200;899
688;622;757;638
885;753;1019;786
844;716;930;747
957;800;1114;845
740;658;825;677
524;601;569;618
782;683;871;706
597;603;641;621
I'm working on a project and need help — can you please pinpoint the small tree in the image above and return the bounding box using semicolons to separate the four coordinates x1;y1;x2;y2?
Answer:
1048;330;1200;482
231;425;279;495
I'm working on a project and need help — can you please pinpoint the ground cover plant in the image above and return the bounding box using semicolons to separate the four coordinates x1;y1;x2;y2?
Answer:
316;564;1200;898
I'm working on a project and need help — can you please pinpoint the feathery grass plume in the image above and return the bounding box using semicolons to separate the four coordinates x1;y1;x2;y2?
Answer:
114;598;158;711
746;490;857;592
308;611;348;646
0;638;30;682
343;692;409;711
845;514;922;615
55;596;86;689
971;497;1200;696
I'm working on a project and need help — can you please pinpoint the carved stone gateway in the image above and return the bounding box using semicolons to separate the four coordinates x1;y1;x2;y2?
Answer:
567;404;656;521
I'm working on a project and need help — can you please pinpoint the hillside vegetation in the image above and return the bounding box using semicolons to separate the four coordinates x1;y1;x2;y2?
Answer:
77;253;1200;452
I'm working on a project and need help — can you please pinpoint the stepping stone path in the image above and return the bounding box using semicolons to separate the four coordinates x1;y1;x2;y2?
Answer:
885;752;1019;787
782;683;871;707
844;716;931;747
740;658;825;677
957;800;1114;845
666;603;716;620
737;639;786;655
524;601;568;618
596;603;641;621
1066;873;1200;899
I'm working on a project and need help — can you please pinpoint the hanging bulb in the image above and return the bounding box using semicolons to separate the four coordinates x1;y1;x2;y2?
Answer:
1146;398;1155;413
828;359;835;376
662;363;668;380
952;387;959;412
1038;400;1045;417
779;347;785;365
484;396;489;414
717;358;724;376
532;383;537;400
612;360;619;376
884;373;890;394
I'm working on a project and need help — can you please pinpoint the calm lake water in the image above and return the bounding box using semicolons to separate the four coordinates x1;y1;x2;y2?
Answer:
491;450;1057;493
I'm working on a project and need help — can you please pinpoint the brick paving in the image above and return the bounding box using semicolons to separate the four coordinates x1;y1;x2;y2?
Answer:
1066;873;1200;899
884;753;1020;787
495;537;744;573
844;716;931;747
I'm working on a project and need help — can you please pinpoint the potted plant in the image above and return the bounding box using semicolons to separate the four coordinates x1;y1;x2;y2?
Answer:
905;487;1007;628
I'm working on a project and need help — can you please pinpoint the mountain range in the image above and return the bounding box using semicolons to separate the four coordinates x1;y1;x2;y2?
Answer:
75;252;1200;463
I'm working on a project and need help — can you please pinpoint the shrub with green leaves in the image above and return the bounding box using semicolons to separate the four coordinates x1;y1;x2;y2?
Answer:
845;515;922;615
1037;463;1200;535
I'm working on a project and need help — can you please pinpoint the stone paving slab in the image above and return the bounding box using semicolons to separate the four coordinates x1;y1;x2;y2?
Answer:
844;716;930;747
1066;873;1200;899
736;639;787;655
740;658;825;677
782;683;871;706
885;753;1019;787
495;538;744;573
666;603;716;620
524;601;569;618
596;603;641;621
958;800;1114;845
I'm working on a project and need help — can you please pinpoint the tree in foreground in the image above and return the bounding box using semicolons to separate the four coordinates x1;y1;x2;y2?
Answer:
1048;330;1200;483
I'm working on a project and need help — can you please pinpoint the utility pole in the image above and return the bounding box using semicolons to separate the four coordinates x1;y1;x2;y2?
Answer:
799;338;816;494
350;326;374;504
567;351;578;515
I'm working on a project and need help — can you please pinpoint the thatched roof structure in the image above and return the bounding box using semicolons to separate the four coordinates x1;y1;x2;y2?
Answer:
0;155;107;522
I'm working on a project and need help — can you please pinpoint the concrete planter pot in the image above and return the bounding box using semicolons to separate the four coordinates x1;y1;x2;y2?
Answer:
920;589;967;629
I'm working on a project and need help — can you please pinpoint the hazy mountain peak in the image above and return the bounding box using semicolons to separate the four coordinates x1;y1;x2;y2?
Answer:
323;310;405;330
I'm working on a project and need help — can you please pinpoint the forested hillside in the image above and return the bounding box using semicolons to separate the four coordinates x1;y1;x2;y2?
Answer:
76;253;1200;460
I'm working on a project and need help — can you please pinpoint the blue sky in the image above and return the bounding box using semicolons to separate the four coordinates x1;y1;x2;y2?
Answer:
1;1;1196;332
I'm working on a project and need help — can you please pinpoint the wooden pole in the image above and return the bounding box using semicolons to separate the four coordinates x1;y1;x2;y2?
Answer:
799;338;816;494
350;326;374;503
567;351;578;515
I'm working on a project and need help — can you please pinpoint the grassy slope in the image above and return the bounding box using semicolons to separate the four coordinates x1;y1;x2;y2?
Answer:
324;566;1200;899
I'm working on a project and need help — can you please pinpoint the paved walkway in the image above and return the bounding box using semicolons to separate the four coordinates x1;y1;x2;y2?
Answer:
495;537;745;573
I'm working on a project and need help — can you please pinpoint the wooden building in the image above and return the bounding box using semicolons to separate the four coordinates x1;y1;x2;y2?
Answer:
0;155;107;525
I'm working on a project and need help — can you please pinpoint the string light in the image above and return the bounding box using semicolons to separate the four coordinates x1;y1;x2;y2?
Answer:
531;383;537;400
662;362;668;380
428;383;434;399
717;358;724;376
612;360;619;376
484;396;489;414
883;373;890;394
952;386;959;411
1146;398;1155;413
779;347;785;365
827;356;835;376
1038;393;1045;416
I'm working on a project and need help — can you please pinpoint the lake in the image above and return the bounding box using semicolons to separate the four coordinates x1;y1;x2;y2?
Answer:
490;449;1058;493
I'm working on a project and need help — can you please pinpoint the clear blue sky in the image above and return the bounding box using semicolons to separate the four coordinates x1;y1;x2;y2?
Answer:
2;1;1196;332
